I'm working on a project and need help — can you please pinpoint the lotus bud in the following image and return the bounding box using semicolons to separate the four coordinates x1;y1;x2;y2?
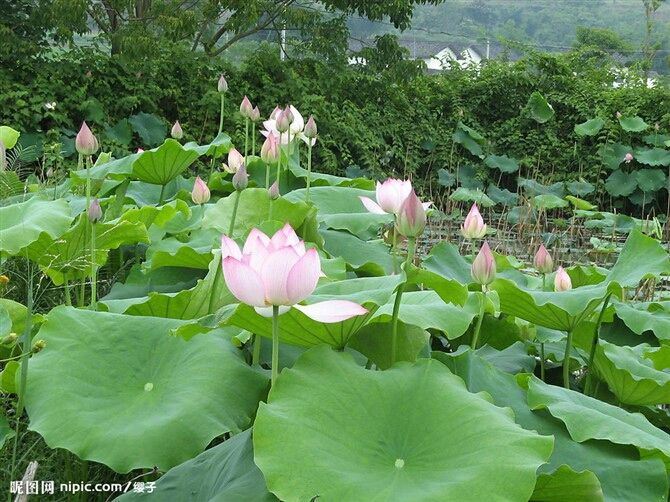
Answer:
261;134;280;163
471;241;496;286
616;111;622;119
269;181;280;200
270;105;282;120
32;339;47;353
171;120;183;140
218;74;228;93
137;148;144;153
0;274;8;286
87;198;103;223
250;106;261;123
275;110;290;133
1;333;18;345
240;96;253;118
395;190;427;238
554;267;572;292
224;148;244;173
533;244;553;274
232;163;248;191
304;116;317;139
75;121;99;156
191;176;210;205
284;106;295;124
461;203;487;239
624;152;633;163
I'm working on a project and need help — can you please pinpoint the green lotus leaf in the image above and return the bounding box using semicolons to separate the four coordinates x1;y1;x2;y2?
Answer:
221;275;402;349
254;346;552;502
117;429;276;502
184;132;233;158
518;178;565;197
475;341;535;374
0;126;20;149
422;241;472;284
104;119;133;146
635;168;667;193
26;307;268;473
457;164;484;190
143;227;219;271
593;340;670;406
450;187;494;207
130;139;199;185
574;117;604;137
607;229;670;287
531;465;603;502
614;302;670;339
598;144;632;171
0;198;72;256
485;154;519;173
321;229;393;275
437;349;668;502
437;168;456;188
533;194;569;210
527;377;670;464
635;148;670;167
487;184;519;206
618;115;649;133
286;157;373;190
120;199;192;229
202;188;310;238
128;112;166;146
453;121;486;158
348;320;430;369
566;195;597;210
605;170;637;197
526;91;555;123
643;134;670;147
566;180;595;197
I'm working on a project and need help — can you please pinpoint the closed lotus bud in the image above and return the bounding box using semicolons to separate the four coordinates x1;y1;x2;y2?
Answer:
554;267;572;292
275;110;290;133
225;148;244;173
75;121;99;156
191;176;210;204
1;333;18;345
624;152;633;163
240;96;253;118
261;134;280;163
218;74;228;93
616;111;622;119
87;198;103;223
171;120;183;140
0;274;9;285
533;244;553;274
471;241;496;286
395;190;426;238
32;339;47;353
461;203;487;239
304;116;317;139
232;163;248;191
269;181;280;200
270;105;282;120
250;106;261;122
284;106;294;124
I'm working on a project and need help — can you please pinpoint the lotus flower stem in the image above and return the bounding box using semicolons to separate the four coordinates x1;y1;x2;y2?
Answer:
271;305;280;385
306;142;313;204
64;278;72;306
471;289;487;349
90;222;97;309
392;227;399;274
244;118;249;159
563;329;574;389
539;343;546;381
252;123;256;157
229;190;241;236
252;334;262;366
584;293;613;396
218;94;225;136
158;184;166;205
390;237;416;365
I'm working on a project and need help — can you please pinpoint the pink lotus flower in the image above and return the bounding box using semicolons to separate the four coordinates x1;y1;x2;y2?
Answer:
359;179;431;215
269;181;280;200
533;244;553;274
223;148;244;173
396;190;426;238
221;224;368;322
75;122;99;156
261;134;280;163
261;105;304;144
461;203;487;239
87;198;103;223
554;266;572;292
191;176;210;204
471;241;496;285
218;74;228;93
171;121;183;140
240;96;253;118
624;152;633;164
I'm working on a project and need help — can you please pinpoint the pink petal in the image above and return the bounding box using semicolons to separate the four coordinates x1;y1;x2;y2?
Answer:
359;196;386;214
221;235;242;260
286;248;321;304
254;306;290;317
271;223;300;249
260;247;302;305
422;201;432;211
243;228;271;255
294;300;368;323
222;257;266;307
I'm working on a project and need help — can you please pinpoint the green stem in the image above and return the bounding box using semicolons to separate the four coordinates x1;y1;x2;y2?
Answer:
244;118;249;159
542;273;546;291
392;225;399;274
90;222;97;309
540;342;546;381
218;94;225;136
306;143;312;204
390;237;416;365
271;305;280;386
471;289;487;349
252;123;256;157
584;293;612;396
207;258;222;314
265;161;271;189
563;329;574;389
228;190;241;236
158;184;166;205
78;279;85;307
252;334;262;366
64;278;72;306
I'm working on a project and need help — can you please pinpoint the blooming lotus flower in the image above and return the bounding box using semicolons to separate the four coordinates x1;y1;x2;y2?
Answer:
75;122;99;156
240;96;253;118
218;74;228;93
554;267;572;292
191;176;210;204
461;203;487;239
533;244;553;274
624;152;633;163
232;164;248;191
87;198;103;223
269;181;280;200
223;148;244;173
359;179;431;215
221;224;368;321
395;190;426;238
261;134;280;163
261;105;304;144
471;241;496;285
171;121;183;140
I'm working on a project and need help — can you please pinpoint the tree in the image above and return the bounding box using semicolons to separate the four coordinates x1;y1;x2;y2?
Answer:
574;26;633;54
642;0;666;73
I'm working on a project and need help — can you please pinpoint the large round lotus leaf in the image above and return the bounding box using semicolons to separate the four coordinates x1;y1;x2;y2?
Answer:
574;117;604;137
26;306;269;473
635;168;667;193
253;346;553;502
485;154;519;173
605;170;637;197
449;187;494;207
526;91;554;123
634;148;670;167
618;115;648;133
